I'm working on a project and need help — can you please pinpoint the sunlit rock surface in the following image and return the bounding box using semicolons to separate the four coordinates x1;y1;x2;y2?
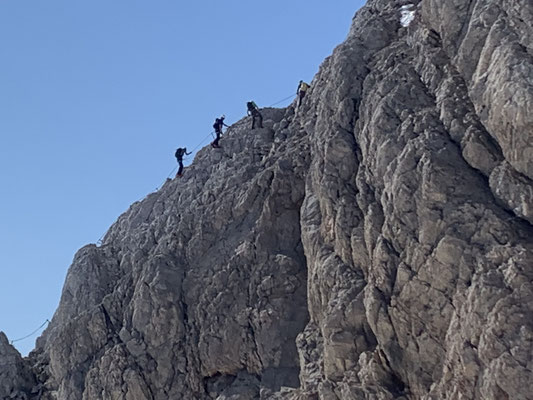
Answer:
2;0;532;399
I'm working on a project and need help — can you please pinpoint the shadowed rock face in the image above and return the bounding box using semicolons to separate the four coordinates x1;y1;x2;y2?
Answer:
0;333;37;399
2;0;532;399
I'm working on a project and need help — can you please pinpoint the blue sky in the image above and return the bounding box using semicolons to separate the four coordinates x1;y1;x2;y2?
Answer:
0;1;365;356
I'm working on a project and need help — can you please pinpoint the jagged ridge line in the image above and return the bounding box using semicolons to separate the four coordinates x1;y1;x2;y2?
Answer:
95;92;297;246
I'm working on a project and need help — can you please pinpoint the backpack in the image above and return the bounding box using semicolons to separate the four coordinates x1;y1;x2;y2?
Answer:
175;148;185;159
247;102;256;112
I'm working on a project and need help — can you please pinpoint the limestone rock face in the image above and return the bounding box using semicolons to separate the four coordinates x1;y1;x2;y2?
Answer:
2;0;533;399
0;333;37;399
28;108;311;400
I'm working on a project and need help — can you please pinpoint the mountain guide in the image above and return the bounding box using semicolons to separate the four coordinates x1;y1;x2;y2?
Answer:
211;115;228;148
247;101;263;129
297;80;310;107
175;147;191;177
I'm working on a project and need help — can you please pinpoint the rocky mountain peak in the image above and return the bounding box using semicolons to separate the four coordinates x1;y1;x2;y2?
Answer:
2;0;532;399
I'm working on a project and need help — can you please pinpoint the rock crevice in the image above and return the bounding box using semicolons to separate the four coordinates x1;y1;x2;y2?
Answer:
2;0;532;399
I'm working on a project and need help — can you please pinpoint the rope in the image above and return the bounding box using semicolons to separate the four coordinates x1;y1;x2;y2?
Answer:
10;319;50;344
151;131;214;192
165;165;178;180
269;93;296;107
164;131;214;182
95;88;296;245
190;131;215;153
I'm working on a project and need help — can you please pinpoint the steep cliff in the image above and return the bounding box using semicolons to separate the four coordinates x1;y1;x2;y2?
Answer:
2;0;532;399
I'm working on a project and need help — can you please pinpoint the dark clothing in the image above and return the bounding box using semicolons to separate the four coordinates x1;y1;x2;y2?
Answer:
298;92;304;107
297;81;310;107
247;102;262;129
175;149;186;162
212;118;227;147
247;101;257;114
177;160;184;176
212;131;221;147
212;117;228;147
175;148;191;176
251;109;263;129
213;118;227;134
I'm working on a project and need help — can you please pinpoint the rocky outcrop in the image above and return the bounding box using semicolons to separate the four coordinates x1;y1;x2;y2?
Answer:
27;108;311;400
0;333;37;399
2;0;532;399
291;0;533;398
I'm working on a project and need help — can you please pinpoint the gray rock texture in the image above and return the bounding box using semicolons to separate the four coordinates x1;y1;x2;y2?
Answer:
2;0;532;399
0;333;37;399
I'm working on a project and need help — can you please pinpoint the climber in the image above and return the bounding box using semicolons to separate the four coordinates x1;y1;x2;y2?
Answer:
297;80;310;107
175;147;191;177
247;101;263;129
211;115;229;148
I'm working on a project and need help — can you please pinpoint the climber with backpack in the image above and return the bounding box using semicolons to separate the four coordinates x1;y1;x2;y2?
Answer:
175;147;191;177
247;101;263;129
211;115;228;148
297;80;310;108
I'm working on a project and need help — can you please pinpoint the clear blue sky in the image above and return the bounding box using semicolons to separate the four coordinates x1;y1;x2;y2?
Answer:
0;1;365;356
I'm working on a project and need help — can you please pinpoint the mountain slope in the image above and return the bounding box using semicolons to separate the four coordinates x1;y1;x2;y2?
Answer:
1;0;532;399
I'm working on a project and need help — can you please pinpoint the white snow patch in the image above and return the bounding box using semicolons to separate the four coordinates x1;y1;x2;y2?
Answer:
400;4;416;27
